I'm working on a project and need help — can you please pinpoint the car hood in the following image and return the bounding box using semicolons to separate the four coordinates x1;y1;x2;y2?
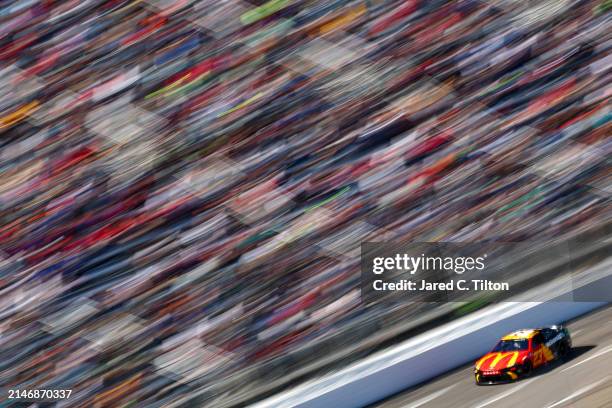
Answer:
475;351;529;371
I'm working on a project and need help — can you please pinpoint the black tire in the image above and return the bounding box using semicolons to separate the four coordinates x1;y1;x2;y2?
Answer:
559;342;571;361
522;361;533;378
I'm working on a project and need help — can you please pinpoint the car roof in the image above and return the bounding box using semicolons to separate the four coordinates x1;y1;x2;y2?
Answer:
501;329;539;340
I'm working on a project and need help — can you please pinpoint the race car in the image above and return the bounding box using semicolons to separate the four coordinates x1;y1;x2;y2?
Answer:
474;325;572;385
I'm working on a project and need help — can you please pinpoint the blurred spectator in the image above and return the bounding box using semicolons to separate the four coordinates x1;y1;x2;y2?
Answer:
0;0;610;406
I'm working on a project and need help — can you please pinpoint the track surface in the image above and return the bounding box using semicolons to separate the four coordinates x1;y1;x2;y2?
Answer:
374;305;612;408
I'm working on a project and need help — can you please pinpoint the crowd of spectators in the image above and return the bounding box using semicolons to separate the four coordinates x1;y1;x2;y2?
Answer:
0;0;610;406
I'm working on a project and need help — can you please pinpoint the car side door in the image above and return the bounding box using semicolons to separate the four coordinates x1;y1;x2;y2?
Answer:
531;333;554;368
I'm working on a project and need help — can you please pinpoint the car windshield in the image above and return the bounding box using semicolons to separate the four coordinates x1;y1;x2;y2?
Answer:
492;339;529;352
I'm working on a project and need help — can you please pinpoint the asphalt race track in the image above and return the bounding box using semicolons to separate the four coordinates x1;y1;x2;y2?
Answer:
374;305;612;408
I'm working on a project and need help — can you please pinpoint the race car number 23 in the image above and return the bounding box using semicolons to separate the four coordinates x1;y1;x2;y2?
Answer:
533;348;544;365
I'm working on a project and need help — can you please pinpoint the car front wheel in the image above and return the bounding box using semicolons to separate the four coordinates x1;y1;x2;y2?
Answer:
518;361;532;378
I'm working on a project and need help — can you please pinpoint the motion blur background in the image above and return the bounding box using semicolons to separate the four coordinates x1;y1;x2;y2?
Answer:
0;0;610;406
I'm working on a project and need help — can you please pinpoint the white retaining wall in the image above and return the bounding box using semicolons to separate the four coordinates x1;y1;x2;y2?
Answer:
253;260;611;408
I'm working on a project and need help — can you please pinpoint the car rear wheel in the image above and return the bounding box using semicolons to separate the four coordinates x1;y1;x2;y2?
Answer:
558;343;571;361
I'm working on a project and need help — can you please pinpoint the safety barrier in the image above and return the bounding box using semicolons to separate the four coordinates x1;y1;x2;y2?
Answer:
252;259;610;408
